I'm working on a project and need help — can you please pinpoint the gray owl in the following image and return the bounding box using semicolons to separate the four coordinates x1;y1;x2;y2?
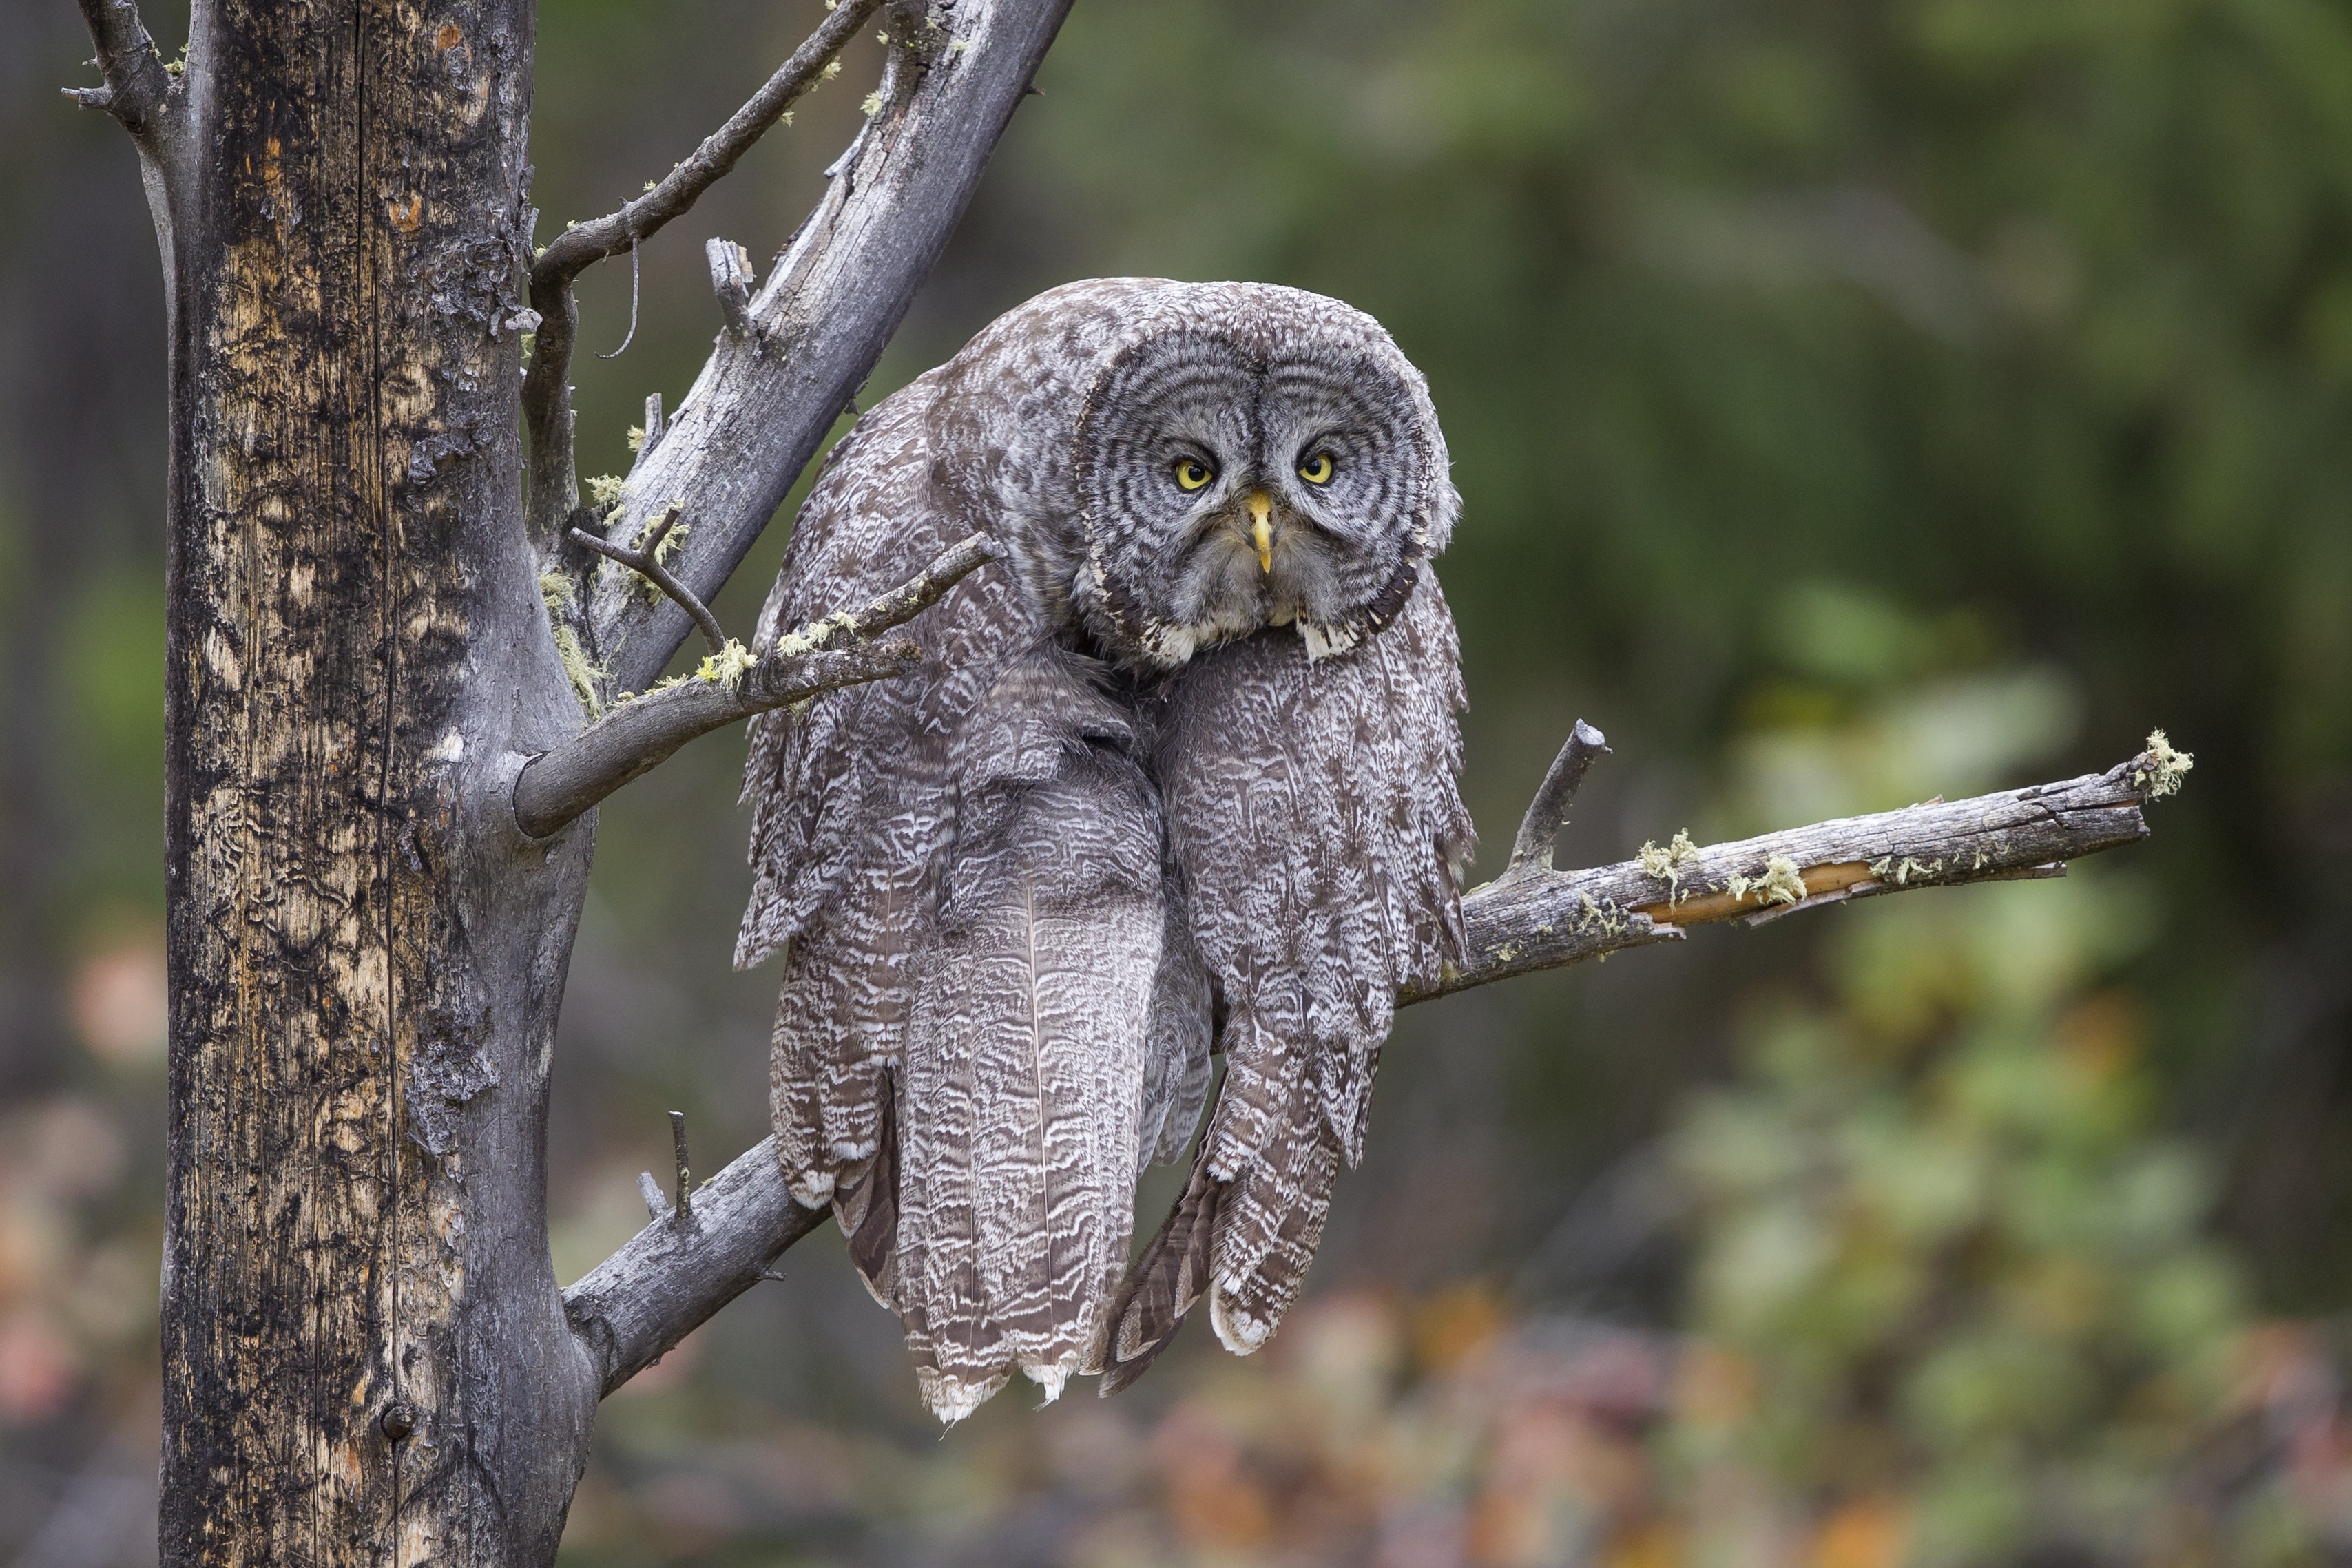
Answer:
736;278;1472;1422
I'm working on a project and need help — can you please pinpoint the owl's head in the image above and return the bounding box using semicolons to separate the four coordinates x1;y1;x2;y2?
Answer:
1069;284;1455;671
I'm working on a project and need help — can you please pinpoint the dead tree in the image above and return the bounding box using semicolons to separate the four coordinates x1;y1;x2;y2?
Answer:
67;0;2185;1559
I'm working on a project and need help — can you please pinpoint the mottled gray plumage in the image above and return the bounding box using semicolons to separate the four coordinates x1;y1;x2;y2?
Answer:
738;278;1470;1421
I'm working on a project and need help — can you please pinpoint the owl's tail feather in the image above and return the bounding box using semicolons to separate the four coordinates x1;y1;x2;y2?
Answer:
834;1072;899;1307
1094;1152;1222;1394
1205;1080;1342;1357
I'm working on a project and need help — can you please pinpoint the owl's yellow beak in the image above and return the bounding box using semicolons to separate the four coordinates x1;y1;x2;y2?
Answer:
1247;491;1273;574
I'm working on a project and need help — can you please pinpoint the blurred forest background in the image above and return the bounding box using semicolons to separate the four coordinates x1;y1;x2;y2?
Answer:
5;0;2351;1563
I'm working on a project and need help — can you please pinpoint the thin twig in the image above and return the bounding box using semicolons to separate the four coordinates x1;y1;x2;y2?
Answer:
570;507;726;656
596;236;641;359
637;1171;666;1224
1506;720;1609;875
512;535;998;839
669;1112;694;1226
530;0;884;295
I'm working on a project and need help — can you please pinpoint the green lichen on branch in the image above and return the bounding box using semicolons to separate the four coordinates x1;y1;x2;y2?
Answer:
2134;729;2194;798
554;624;607;720
1636;829;1703;905
1869;854;1939;886
1575;892;1633;937
767;608;860;660
696;639;758;688
1725;853;1807;908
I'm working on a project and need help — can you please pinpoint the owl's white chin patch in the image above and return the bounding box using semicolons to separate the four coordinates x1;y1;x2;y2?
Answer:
1208;1283;1273;1356
917;1366;1010;1426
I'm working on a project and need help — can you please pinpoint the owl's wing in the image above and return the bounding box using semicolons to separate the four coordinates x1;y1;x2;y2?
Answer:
1099;566;1471;1392
888;650;1168;1419
739;373;1024;1214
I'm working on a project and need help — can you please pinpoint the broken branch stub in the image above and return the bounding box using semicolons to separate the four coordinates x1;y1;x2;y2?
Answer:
707;238;756;339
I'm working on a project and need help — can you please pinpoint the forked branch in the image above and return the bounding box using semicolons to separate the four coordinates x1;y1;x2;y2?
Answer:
570;507;725;654
587;0;1077;694
522;0;888;541
512;534;996;838
561;729;2192;1395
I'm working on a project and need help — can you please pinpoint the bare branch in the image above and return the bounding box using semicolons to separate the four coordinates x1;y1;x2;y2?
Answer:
563;731;2186;1397
521;0;888;542
516;642;915;839
570;507;726;656
512;534;997;838
565;1135;829;1397
69;0;178;142
530;0;886;292
1410;743;2169;1002
590;0;1077;694
1507;719;1609;874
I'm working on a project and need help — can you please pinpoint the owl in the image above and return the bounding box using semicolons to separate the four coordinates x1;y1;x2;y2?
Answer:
736;278;1472;1423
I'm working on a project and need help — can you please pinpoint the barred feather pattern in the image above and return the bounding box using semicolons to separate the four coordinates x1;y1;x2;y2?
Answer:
889;654;1165;1419
1101;569;1470;1382
740;279;1468;1417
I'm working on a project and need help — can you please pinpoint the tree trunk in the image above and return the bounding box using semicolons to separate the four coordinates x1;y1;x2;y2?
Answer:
156;2;599;1560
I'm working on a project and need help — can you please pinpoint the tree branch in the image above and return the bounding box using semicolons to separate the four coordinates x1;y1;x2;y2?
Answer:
67;0;179;143
1408;744;2169;1002
521;0;888;543
588;0;1076;695
512;534;996;838
560;729;2189;1397
565;1133;829;1397
571;506;726;655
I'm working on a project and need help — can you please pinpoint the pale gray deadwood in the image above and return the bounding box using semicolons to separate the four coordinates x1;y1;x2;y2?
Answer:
512;533;997;838
521;0;891;542
585;1;1079;696
565;1136;829;1397
561;738;2183;1396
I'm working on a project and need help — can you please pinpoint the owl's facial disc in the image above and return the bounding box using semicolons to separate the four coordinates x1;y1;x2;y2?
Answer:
1074;320;1437;670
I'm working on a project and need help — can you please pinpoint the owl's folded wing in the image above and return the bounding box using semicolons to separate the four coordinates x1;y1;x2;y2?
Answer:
1100;566;1472;1392
738;375;1028;1213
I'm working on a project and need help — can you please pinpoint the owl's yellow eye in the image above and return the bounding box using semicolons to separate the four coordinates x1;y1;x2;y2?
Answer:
1173;459;1215;492
1297;453;1335;485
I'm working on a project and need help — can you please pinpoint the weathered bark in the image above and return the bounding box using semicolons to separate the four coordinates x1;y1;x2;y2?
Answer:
152;2;601;1562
